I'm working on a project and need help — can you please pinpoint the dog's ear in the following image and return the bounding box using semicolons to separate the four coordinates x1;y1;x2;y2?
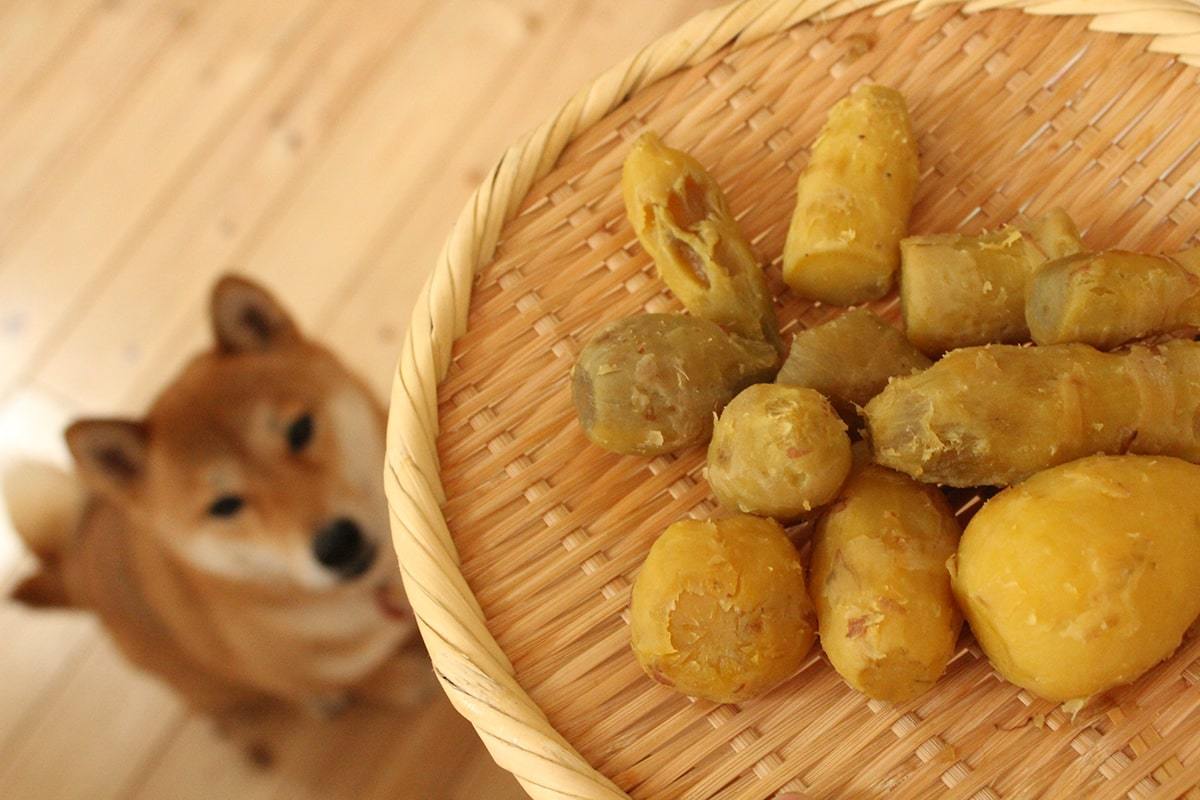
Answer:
211;275;301;354
11;568;72;608
65;419;148;502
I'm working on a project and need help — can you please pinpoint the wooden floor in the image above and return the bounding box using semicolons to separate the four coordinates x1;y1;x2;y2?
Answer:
0;1;720;797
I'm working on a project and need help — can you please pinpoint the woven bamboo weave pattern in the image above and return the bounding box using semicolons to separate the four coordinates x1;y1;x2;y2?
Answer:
385;1;1200;798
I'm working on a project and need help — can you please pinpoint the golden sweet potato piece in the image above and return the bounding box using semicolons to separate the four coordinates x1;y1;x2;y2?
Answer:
775;308;931;423
783;85;919;305
811;463;962;702
954;454;1200;702
706;385;851;521
630;515;816;704
623;133;782;356
1027;249;1200;349
571;314;777;455
900;209;1084;354
865;340;1200;487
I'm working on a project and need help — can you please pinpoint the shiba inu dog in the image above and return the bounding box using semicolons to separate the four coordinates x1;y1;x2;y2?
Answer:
5;276;427;716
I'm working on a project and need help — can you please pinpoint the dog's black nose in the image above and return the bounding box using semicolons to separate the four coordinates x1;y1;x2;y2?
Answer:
312;518;374;578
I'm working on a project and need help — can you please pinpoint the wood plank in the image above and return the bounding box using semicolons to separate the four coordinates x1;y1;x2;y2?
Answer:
0;0;320;402
0;0;102;115
0;635;187;800
229;0;565;320
325;0;724;400
0;0;199;245
40;0;573;415
33;0;427;416
0;610;96;756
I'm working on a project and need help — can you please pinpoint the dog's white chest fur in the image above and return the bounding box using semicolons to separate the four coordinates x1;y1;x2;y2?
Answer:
205;585;412;697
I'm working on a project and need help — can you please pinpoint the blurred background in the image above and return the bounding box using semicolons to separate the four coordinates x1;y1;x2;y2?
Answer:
0;1;721;797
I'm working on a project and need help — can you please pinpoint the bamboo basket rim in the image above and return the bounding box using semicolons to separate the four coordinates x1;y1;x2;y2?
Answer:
384;2;1200;798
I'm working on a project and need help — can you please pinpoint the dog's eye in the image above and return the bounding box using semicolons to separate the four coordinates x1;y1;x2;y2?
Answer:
287;413;314;453
209;495;244;518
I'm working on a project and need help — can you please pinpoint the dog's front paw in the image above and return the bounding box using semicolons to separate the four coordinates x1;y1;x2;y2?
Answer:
213;724;275;769
354;651;439;710
394;665;439;708
208;707;282;770
305;693;351;720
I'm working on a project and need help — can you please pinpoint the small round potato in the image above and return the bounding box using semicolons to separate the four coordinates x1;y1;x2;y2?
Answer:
954;455;1200;702
630;515;816;704
572;314;777;456
810;463;962;702
707;384;852;520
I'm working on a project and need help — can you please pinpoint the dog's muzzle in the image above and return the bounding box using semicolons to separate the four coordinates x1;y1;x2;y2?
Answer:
312;518;376;579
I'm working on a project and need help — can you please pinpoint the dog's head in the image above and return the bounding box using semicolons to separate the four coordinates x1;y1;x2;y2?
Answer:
64;276;391;592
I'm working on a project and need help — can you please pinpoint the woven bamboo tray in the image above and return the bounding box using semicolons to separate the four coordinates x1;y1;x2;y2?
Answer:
384;2;1200;798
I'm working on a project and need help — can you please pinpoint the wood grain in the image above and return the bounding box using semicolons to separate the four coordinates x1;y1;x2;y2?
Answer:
0;2;721;798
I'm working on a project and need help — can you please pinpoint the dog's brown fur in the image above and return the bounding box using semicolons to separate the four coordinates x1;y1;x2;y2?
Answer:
6;276;426;715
